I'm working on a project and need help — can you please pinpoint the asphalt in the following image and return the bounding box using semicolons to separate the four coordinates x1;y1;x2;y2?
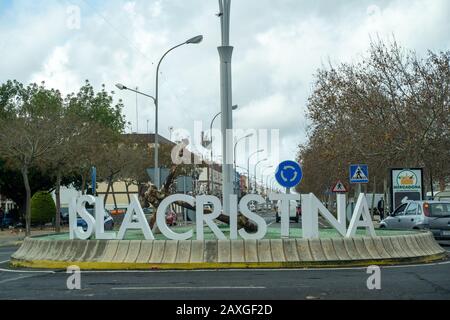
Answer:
1;212;450;300
1;242;450;300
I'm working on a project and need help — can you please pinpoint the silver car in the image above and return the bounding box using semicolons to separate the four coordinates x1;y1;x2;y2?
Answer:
380;201;450;239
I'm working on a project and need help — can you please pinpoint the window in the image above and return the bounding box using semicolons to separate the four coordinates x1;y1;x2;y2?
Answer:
406;203;418;216
430;203;450;217
394;204;407;216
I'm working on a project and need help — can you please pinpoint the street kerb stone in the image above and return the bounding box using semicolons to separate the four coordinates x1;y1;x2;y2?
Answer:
231;240;245;263
352;237;373;260
403;235;426;257
218;240;231;263
257;240;272;263
99;241;119;262
270;239;286;262
68;241;89;262
296;239;314;261
244;240;258;263
415;233;436;255
162;241;179;264
176;240;192;263
79;240;99;261
90;240;108;262
395;236;416;257
112;240;130;263
149;241;166;263
283;239;299;262
380;237;397;258
308;239;327;261
320;239;339;260
331;238;351;261
362;237;380;259
190;240;204;263
389;236;410;258
371;237;391;259
135;241;153;263
124;240;142;263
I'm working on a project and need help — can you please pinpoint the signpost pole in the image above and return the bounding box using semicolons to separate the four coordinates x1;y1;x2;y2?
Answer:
183;176;187;225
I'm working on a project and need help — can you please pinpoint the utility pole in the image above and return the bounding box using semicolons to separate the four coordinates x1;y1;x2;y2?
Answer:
218;0;234;215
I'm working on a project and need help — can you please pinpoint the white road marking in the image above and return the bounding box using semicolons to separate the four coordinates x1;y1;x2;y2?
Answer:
0;275;36;284
0;260;10;264
0;268;55;274
111;286;266;291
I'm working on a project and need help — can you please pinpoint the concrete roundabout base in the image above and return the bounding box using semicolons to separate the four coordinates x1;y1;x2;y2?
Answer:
10;231;447;270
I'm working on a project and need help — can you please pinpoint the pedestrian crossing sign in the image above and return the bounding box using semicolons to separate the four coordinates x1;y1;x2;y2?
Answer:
350;165;369;184
332;180;348;193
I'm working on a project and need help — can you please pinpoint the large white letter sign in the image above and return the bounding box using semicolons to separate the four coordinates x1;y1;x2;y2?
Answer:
302;193;347;239
196;196;226;240
239;195;267;240
229;195;239;240
346;194;376;238
157;194;194;241
69;196;96;240
118;195;155;240
269;193;301;238
95;197;116;240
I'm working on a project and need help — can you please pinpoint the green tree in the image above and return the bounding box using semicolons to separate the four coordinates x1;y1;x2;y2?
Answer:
31;191;56;226
0;81;63;235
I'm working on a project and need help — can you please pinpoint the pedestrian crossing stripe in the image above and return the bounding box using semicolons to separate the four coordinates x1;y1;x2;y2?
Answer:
351;166;368;181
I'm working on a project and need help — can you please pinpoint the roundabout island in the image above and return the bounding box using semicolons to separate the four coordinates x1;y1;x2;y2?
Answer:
10;226;446;270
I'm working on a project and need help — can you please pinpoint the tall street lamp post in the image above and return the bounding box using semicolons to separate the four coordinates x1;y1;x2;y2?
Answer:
209;105;238;195
218;0;234;215
247;149;264;193
116;35;203;189
233;133;253;195
254;158;268;194
154;35;203;188
261;165;274;196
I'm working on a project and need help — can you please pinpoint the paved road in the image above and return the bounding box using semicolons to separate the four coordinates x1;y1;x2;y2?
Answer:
1;245;450;300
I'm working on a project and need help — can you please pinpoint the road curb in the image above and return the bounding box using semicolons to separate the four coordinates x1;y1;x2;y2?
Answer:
10;231;447;270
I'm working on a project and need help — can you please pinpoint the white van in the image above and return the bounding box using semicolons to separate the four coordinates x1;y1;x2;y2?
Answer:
275;200;300;223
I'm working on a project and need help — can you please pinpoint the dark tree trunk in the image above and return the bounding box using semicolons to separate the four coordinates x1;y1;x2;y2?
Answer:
111;182;118;210
81;172;87;195
21;166;31;237
125;182;131;203
55;170;62;233
104;176;113;207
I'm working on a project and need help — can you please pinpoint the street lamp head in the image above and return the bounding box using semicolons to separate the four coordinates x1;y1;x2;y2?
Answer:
232;105;238;110
245;133;254;138
115;83;127;90
186;35;204;44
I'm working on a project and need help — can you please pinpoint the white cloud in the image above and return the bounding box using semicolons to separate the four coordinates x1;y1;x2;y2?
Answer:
1;0;449;168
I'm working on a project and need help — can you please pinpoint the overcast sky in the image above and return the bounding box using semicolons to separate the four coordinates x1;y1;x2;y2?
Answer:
1;0;449;171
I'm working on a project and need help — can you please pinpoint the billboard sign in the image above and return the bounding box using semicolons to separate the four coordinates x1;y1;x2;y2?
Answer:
390;168;424;211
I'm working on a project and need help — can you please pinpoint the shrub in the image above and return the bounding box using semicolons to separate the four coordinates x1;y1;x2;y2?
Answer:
31;191;56;225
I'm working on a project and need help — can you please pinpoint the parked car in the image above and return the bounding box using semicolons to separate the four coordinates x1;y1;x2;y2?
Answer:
380;201;450;239
276;200;300;223
1;213;14;228
77;209;115;232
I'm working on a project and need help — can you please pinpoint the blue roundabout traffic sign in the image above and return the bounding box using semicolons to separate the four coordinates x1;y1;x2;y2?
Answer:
275;160;303;189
